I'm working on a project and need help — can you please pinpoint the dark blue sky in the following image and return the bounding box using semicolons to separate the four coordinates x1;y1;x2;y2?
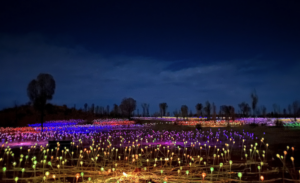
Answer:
0;0;299;114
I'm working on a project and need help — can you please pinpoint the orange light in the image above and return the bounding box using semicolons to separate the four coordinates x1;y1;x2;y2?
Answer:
260;175;264;181
202;172;206;178
76;173;79;179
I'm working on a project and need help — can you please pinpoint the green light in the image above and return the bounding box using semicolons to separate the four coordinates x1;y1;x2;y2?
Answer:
238;172;242;178
14;177;18;182
210;167;214;172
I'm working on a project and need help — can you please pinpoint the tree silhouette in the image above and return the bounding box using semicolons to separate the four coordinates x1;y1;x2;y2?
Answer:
195;103;203;118
84;103;88;112
27;73;55;132
181;105;188;119
204;101;211;120
119;97;136;119
238;102;251;117
251;90;258;123
141;103;150;117
221;105;234;126
141;103;146;117
91;104;95;114
159;103;168;118
113;104;119;117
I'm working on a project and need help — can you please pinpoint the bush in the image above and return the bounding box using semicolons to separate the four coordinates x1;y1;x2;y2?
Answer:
261;123;267;126
195;124;202;130
135;120;143;125
249;123;259;127
274;120;283;127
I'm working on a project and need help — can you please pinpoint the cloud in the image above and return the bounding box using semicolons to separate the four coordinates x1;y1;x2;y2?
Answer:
0;33;299;113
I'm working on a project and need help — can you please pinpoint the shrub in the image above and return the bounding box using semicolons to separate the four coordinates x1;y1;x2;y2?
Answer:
261;123;267;126
195;124;202;130
249;123;259;127
274;120;283;127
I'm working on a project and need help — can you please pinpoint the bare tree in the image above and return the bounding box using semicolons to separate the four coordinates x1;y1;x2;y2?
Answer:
181;105;188;119
221;105;235;126
91;104;95;114
84;103;88;112
195;103;203;118
251;90;258;123
27;73;55;132
141;103;150;117
159;103;168;118
204;101;211;120
119;98;136;119
112;104;119;117
238;102;251;117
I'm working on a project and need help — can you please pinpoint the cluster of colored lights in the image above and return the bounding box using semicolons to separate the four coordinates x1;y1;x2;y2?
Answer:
240;118;300;126
0;125;298;182
93;119;135;126
134;117;300;127
132;117;207;121
28;119;87;127
175;120;242;126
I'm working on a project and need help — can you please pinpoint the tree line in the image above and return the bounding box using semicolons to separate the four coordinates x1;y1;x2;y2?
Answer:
22;73;300;131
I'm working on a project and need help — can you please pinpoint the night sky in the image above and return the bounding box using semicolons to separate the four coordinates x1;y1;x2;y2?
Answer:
0;0;299;114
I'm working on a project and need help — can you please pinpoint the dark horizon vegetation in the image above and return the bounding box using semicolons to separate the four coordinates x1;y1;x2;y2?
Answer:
0;72;299;128
1;97;299;128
